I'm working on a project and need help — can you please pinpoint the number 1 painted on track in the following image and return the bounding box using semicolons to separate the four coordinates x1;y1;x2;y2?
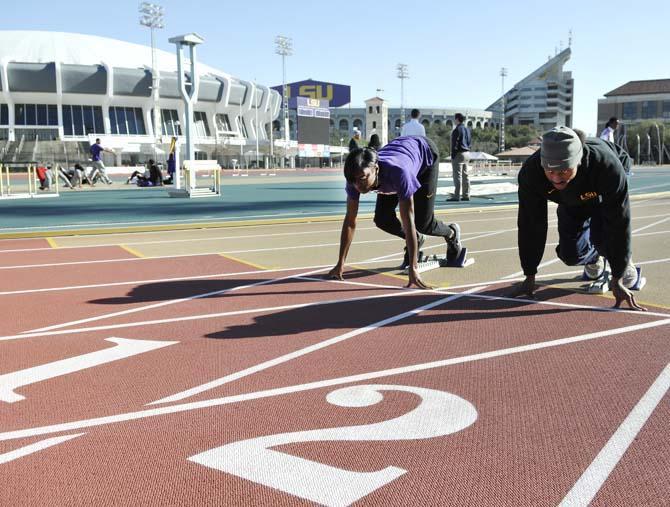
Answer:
189;384;478;506
0;337;178;403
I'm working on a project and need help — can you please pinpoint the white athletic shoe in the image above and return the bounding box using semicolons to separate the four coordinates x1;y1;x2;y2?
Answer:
584;255;605;280
621;261;639;289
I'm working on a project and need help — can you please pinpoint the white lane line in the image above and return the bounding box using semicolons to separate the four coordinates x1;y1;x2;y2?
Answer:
1;258;667;342
559;363;670;507
503;258;561;280
0;228;508;269
149;286;486;405
0;433;87;464
25;267;329;334
0;209;348;233
1;211;668;271
629;182;670;193
0;268;288;296
0;226;379;254
298;274;670;319
3;231;669;297
1;318;668;443
367;229;516;262
0;289;418;342
631;215;670;234
503;216;670;281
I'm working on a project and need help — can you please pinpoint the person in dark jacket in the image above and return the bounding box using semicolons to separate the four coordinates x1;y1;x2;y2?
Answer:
448;113;471;201
509;126;645;311
367;133;381;151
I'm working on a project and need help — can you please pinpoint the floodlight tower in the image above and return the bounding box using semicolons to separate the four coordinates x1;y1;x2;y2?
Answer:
397;64;409;125
499;67;508;152
139;2;165;152
275;35;293;152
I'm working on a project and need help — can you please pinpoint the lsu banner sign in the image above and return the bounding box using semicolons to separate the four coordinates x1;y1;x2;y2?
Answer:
272;79;351;108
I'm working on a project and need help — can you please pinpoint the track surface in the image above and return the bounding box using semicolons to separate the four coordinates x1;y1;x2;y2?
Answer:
1;192;669;506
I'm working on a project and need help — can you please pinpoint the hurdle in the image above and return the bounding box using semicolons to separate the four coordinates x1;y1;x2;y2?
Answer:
0;163;60;199
168;159;221;198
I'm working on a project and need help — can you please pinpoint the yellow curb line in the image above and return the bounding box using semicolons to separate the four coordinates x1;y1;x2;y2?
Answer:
0;191;666;241
219;252;270;271
120;245;146;258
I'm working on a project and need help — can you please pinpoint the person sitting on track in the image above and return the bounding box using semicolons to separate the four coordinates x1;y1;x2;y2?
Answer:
327;135;463;289
508;126;646;311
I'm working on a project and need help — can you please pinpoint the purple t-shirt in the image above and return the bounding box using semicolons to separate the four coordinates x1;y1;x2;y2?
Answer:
345;136;434;201
90;143;103;161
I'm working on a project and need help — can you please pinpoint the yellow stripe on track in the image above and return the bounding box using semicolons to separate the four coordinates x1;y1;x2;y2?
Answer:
45;237;60;248
120;245;145;258
219;253;269;271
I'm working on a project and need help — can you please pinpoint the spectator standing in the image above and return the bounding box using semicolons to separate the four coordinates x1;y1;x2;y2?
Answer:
164;153;176;184
448;113;472;201
89;138;113;185
599;117;619;143
349;128;362;151
400;109;426;137
368;133;381;151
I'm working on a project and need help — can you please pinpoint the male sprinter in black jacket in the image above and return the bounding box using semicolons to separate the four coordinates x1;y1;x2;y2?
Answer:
509;126;646;311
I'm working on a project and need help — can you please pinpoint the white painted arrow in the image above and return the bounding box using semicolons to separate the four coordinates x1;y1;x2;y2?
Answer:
0;337;178;403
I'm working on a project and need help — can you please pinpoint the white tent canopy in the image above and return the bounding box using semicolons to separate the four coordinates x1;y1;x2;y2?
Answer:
468;151;498;161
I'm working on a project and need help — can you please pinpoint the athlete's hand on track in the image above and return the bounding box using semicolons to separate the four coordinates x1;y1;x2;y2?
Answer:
326;264;344;281
406;268;432;290
507;275;536;299
611;278;647;311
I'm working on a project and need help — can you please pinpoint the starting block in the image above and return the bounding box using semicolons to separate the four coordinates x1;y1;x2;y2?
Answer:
580;255;647;293
584;270;611;294
628;267;647;291
582;266;646;293
402;248;474;274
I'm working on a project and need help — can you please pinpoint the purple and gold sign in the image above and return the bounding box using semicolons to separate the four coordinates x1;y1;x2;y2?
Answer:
272;79;351;107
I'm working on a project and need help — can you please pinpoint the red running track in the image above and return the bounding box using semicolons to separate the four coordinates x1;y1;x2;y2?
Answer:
1;253;669;506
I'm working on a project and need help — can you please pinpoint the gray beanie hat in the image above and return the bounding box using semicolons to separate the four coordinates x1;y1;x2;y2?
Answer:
541;126;583;170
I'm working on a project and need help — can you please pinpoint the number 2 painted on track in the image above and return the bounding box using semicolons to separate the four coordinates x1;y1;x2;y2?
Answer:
189;384;478;506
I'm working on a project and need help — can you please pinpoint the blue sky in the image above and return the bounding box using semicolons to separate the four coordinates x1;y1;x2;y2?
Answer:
5;0;668;134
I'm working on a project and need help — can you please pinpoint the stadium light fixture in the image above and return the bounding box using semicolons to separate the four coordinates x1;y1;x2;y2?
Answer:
139;2;165;155
275;35;293;166
396;64;409;126
499;67;508;152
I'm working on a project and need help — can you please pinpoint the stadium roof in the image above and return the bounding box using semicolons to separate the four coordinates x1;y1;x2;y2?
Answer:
604;79;670;97
0;30;228;77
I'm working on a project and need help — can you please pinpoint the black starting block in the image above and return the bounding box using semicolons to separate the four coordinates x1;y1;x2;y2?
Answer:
401;248;473;274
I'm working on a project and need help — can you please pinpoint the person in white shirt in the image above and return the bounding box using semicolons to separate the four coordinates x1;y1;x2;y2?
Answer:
400;109;426;137
599;117;619;143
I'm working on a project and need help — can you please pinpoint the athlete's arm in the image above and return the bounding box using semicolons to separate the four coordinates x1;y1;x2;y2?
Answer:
327;197;359;280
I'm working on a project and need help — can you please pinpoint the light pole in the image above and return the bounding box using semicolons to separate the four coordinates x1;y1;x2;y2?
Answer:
239;100;244;169
636;134;640;165
396;64;409;125
168;32;204;190
139;2;164;157
275;35;293;166
499;67;507;152
339;137;344;167
254;80;260;168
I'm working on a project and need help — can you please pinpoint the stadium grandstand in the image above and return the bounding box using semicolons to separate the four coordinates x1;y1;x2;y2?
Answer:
0;31;281;169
